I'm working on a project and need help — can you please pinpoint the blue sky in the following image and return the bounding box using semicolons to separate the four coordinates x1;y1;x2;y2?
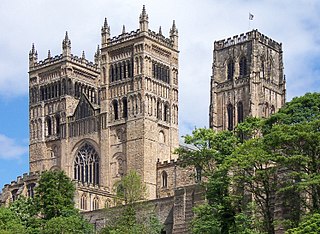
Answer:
1;0;320;189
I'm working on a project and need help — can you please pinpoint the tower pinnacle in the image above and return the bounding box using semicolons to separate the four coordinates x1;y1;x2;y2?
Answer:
101;18;110;47
139;5;149;32
62;31;71;56
29;43;38;68
170;20;178;50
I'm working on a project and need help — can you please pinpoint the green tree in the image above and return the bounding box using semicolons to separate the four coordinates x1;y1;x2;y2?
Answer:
100;171;162;234
35;170;77;220
0;206;26;234
286;213;320;234
43;215;93;234
176;128;238;234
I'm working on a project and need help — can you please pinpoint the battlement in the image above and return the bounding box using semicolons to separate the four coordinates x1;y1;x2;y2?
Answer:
157;158;180;169
3;171;40;191
30;53;99;72
214;29;282;51
107;28;174;49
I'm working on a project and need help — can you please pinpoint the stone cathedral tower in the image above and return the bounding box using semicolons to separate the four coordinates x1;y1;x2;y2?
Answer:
209;30;286;131
25;5;179;209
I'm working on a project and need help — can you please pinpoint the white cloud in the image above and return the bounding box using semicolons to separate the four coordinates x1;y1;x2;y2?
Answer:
0;134;28;160
1;0;320;136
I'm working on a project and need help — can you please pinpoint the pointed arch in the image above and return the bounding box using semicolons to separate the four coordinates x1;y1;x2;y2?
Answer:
237;101;244;124
227;103;234;131
239;56;247;77
227;59;234;81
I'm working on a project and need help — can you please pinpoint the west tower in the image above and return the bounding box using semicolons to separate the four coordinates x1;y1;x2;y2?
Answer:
209;30;286;131
100;6;179;198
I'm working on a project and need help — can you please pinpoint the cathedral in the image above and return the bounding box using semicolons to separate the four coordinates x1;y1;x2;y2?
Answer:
0;5;286;234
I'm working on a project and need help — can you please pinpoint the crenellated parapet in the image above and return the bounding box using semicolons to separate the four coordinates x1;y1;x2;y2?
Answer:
214;29;282;52
29;53;99;72
157;158;180;169
103;6;178;50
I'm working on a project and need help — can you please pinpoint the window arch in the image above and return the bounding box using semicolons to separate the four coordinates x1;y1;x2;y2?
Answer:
74;143;99;185
27;183;36;198
270;105;275;115
122;97;128;118
227;104;234;131
227;59;234;81
80;194;87;210
239;56;247;77
164;103;169;122
162;171;168;188
113;100;119;120
55;115;60;135
92;197;99;210
237;101;244;124
46;117;52;136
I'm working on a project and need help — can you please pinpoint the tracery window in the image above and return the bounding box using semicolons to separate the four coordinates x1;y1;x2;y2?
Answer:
74;143;99;185
80;194;87;210
239;56;247;77
92;197;99;210
227;104;234;131
162;171;168;188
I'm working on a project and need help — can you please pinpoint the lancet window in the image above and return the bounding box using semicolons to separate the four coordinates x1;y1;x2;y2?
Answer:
227;104;234;131
227;60;234;81
239;56;247;77
237;101;244;124
74;143;99;185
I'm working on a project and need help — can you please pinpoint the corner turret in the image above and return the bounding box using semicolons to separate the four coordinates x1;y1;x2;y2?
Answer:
101;18;110;47
170;20;178;50
29;43;38;68
62;31;71;57
139;5;149;32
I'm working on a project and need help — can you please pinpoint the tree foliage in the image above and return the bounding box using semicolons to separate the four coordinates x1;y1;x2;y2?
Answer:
35;170;77;220
177;93;320;234
101;170;162;234
0;170;92;233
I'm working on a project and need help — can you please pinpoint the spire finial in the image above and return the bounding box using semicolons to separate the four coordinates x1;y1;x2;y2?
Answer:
82;51;85;59
159;26;162;35
62;31;71;56
142;5;146;16
170;20;178;36
139;5;149;32
48;50;51;58
122;25;126;34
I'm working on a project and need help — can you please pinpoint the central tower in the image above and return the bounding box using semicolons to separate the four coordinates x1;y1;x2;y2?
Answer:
100;6;179;198
209;30;286;131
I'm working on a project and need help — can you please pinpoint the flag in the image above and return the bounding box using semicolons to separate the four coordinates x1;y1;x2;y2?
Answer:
249;13;254;20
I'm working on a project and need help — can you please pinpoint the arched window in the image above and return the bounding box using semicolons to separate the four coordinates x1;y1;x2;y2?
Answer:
261;58;265;78
237;102;244;124
46;117;52;136
270;105;275;115
157;100;161;120
162;171;168;188
239;56;247;77
80;194;87;210
122;98;128;118
113;100;119;120
164;104;169;122
74;143;99;185
227;104;234;131
92;197;99;210
11;189;18;202
227;60;234;81
55;115;60;135
27;183;36;198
